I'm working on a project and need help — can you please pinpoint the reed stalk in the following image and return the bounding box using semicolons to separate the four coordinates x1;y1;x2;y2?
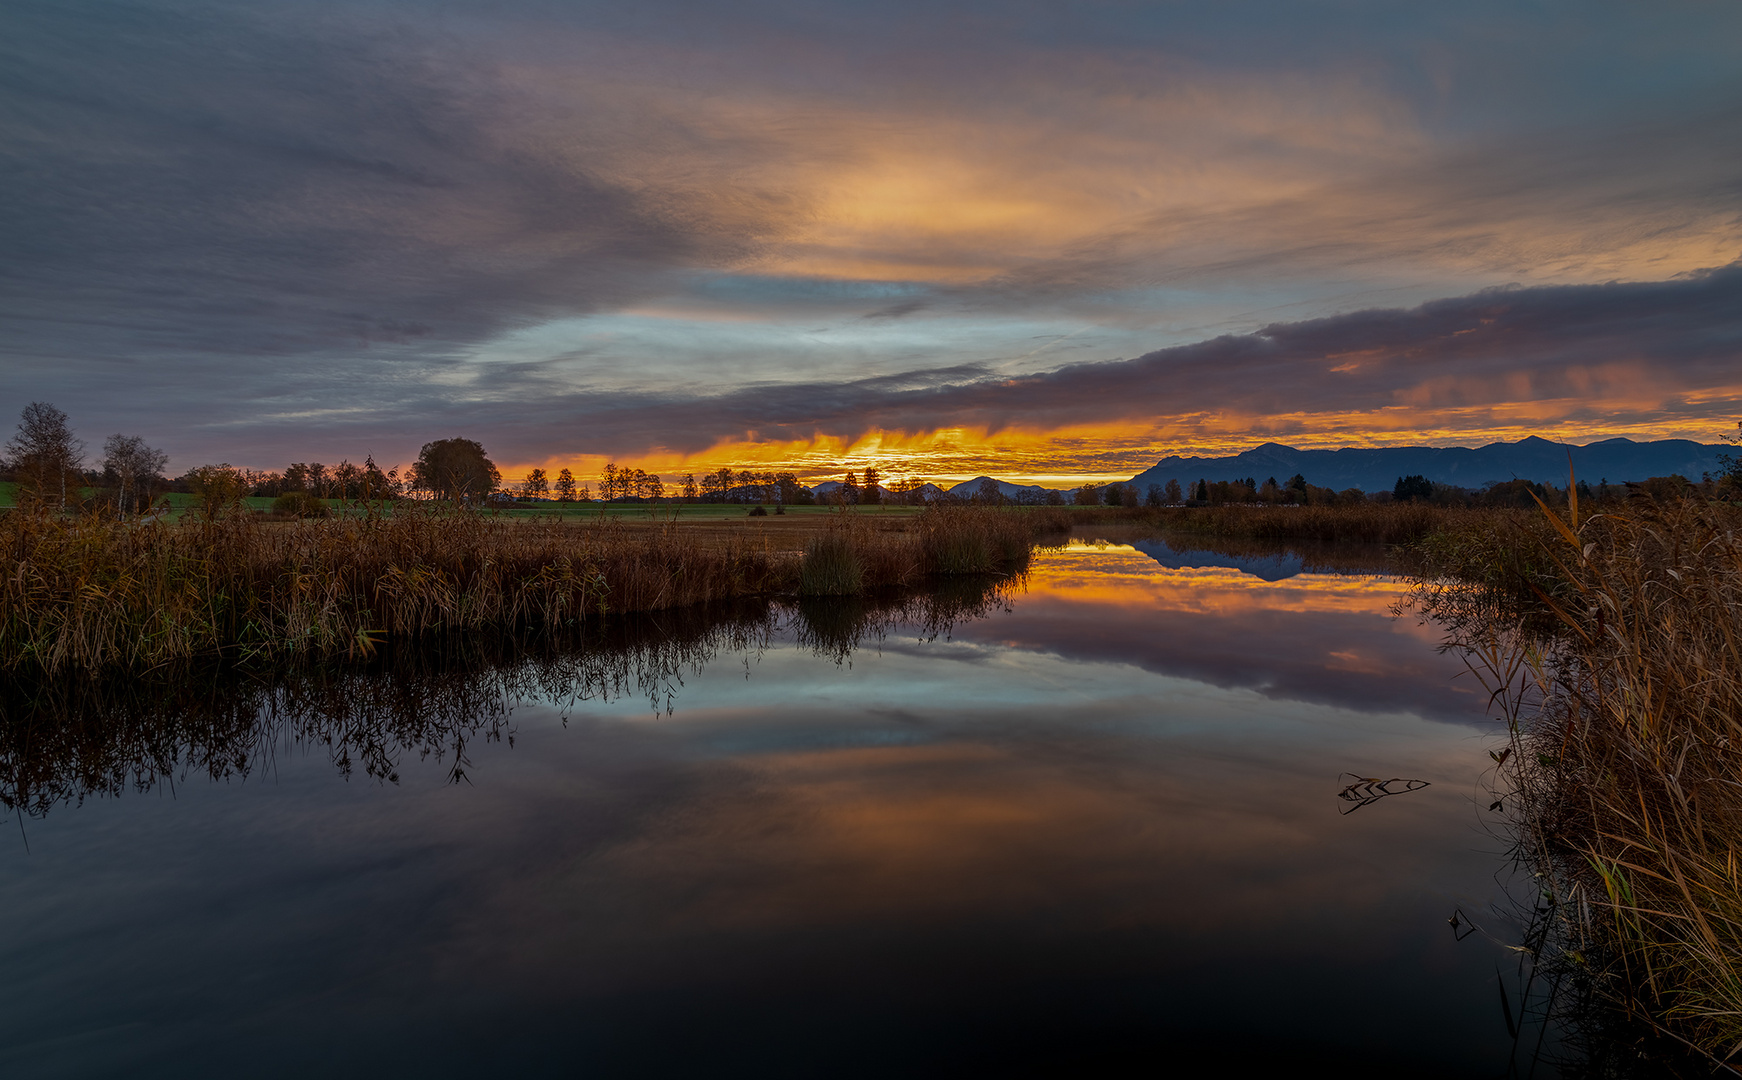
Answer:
1413;492;1742;1061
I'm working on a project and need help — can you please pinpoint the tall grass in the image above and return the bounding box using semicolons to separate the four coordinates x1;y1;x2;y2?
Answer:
799;529;867;596
796;505;1056;596
1414;493;1742;1060
0;503;1061;670
0;506;787;671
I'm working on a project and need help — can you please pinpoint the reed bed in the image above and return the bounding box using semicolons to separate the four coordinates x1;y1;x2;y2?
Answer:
0;503;1060;670
1413;494;1742;1060
796;504;1057;596
0;506;788;672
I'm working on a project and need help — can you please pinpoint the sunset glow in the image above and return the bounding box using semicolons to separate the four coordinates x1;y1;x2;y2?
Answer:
3;2;1738;483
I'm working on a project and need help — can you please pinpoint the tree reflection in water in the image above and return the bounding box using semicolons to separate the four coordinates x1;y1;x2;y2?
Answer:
0;576;1022;824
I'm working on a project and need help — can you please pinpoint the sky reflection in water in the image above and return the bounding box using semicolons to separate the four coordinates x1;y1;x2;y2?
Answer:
0;543;1533;1077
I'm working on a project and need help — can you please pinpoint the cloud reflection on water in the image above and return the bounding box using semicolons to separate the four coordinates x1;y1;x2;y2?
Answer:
924;542;1488;726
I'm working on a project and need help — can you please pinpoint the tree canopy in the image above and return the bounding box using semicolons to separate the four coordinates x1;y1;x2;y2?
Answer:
410;438;499;502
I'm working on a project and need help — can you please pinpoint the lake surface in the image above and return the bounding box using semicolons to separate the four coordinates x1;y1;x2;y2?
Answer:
0;538;1614;1076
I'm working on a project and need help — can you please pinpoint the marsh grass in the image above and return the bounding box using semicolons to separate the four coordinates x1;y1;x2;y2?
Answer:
0;505;787;671
1;503;1060;671
799;529;866;596
920;503;1042;573
1414;492;1742;1061
794;505;1055;597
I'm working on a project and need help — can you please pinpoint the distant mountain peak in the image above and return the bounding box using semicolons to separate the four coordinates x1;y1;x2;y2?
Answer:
1126;436;1728;492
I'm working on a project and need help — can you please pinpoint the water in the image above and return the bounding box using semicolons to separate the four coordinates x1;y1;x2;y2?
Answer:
0;540;1589;1076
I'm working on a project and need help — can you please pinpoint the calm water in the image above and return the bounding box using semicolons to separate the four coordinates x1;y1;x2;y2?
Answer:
0;540;1592;1076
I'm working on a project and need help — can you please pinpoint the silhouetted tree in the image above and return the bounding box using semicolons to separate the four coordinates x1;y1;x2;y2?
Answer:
1165;478;1183;504
523;468;549;499
1393;474;1433;502
411;439;500;503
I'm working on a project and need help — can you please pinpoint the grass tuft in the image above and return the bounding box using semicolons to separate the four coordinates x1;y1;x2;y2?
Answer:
799;530;865;596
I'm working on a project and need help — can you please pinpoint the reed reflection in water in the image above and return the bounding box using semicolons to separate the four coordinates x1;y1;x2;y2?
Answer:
0;545;1540;1077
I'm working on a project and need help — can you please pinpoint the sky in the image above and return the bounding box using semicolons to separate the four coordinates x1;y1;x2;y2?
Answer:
3;0;1740;485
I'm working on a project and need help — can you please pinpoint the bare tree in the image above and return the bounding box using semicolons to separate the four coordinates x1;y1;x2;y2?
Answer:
6;402;84;510
102;433;168;515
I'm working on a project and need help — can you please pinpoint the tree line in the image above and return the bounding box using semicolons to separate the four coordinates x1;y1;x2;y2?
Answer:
13;400;1735;516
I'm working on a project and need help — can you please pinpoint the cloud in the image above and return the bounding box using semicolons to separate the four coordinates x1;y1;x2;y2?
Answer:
2;0;1738;472
430;263;1742;466
0;1;738;365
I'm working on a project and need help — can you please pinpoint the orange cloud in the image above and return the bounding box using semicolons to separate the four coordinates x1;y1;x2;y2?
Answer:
508;404;1738;488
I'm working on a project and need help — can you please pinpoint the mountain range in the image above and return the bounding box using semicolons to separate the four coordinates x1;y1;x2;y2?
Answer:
945;477;1054;499
1125;437;1732;494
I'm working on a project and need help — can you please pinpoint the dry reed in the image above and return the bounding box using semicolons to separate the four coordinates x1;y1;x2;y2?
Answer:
795;505;1053;596
0;505;788;671
0;503;1059;671
1414;493;1742;1060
